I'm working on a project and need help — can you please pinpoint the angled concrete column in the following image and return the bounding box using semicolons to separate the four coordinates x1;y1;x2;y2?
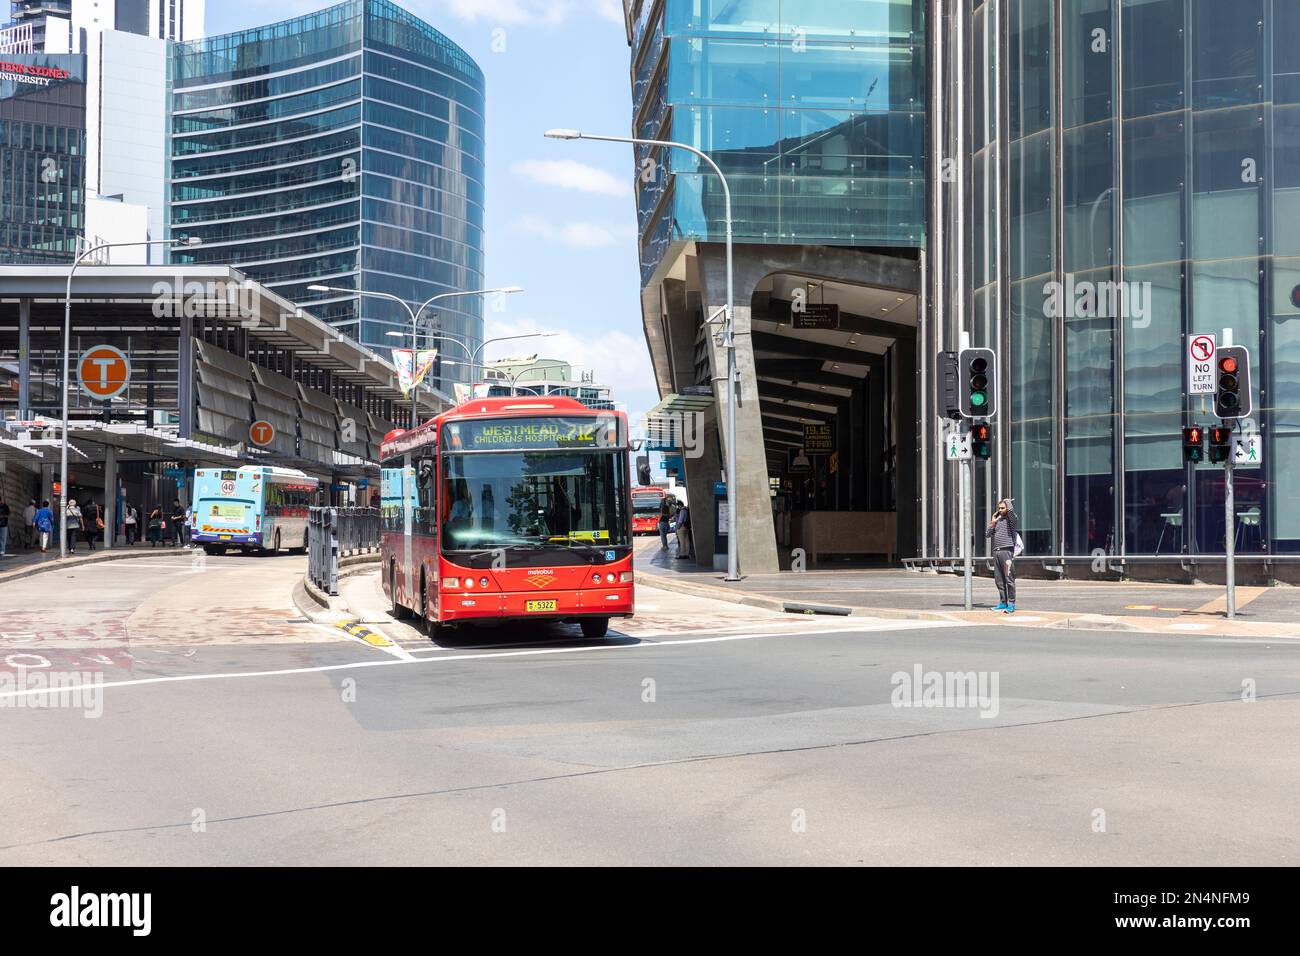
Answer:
697;247;779;575
177;313;194;438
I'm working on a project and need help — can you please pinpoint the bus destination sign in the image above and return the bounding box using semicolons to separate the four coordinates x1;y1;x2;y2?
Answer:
445;416;623;452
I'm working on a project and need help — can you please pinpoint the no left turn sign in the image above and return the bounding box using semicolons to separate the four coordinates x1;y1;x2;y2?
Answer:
1188;333;1217;395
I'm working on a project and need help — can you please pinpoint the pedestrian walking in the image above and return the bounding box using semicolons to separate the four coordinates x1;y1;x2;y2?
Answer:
0;497;10;557
674;503;693;561
82;499;102;551
34;500;54;553
658;499;672;550
147;505;164;546
23;500;36;549
124;503;139;545
170;499;186;547
986;497;1021;613
64;498;83;554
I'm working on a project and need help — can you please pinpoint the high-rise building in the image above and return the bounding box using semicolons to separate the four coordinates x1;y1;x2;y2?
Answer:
627;0;926;571
167;0;487;394
936;0;1298;565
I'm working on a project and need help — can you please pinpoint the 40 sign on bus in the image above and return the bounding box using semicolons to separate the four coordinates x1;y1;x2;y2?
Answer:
803;423;834;455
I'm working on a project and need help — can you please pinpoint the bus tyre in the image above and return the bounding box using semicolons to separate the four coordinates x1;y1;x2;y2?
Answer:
389;564;411;620
203;544;224;556
292;530;308;555
272;530;281;554
420;573;443;638
580;617;610;639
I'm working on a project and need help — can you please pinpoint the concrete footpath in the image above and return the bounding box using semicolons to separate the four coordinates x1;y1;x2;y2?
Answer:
0;542;193;584
633;539;1300;639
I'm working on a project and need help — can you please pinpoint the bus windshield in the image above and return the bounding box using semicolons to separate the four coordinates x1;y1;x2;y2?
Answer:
632;492;663;513
441;449;629;553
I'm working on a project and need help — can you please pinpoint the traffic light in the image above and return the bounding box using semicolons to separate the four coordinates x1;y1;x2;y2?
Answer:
971;422;992;459
937;351;962;420
958;347;997;419
1209;425;1232;464
1213;345;1252;419
1182;425;1205;463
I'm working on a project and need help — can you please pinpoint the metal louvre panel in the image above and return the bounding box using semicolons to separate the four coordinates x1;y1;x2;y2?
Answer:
300;419;334;447
335;399;369;458
197;406;248;444
195;340;256;379
196;381;252;421
251;381;297;417
195;360;253;399
250;402;296;456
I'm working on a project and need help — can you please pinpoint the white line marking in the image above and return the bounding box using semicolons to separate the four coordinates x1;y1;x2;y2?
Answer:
0;626;929;701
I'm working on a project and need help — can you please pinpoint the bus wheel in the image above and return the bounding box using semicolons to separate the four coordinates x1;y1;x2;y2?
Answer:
271;530;281;555
419;573;443;638
203;544;224;556
580;617;610;639
291;530;308;555
389;564;411;620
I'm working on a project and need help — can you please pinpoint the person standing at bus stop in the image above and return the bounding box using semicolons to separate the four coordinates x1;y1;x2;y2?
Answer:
986;497;1019;613
658;498;672;551
64;498;83;554
170;499;186;547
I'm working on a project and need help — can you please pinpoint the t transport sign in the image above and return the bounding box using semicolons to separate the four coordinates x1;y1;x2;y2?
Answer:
76;345;131;401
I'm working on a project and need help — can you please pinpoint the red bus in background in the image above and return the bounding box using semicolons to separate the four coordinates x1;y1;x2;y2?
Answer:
380;396;634;639
631;486;667;534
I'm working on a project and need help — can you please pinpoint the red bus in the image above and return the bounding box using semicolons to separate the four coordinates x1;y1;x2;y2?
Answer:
631;486;667;534
380;396;635;639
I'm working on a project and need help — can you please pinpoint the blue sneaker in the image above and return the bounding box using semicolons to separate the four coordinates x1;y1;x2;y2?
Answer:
1004;604;1016;614
992;602;1007;611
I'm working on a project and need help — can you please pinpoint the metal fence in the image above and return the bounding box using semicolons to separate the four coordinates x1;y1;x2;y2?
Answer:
308;506;380;596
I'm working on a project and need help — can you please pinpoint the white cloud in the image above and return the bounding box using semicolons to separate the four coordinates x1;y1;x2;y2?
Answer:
511;158;630;198
483;315;656;413
437;0;617;26
509;214;636;248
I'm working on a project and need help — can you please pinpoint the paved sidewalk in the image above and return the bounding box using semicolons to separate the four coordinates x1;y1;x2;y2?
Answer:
0;541;193;583
632;538;1300;638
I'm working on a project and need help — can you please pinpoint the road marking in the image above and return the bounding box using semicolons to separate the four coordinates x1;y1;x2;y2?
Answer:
0;625;942;702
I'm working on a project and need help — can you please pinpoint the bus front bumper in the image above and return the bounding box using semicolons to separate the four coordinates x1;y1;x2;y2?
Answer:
439;584;634;623
192;531;260;546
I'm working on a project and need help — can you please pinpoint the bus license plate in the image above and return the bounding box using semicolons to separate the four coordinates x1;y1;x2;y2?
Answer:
526;600;557;612
219;535;231;540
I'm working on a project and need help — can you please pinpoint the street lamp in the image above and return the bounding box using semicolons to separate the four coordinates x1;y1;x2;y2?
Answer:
308;284;524;424
384;329;559;393
59;236;202;558
546;127;740;582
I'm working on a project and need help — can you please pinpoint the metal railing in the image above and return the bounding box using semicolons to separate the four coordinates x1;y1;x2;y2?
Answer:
308;506;379;596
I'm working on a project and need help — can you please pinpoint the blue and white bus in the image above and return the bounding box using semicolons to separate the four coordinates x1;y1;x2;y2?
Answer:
190;465;321;555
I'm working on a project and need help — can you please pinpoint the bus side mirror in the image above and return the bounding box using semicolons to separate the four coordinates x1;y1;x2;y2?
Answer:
417;459;435;486
629;439;644;452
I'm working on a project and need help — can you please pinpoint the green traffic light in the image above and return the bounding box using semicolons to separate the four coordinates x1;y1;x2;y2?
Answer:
971;391;987;408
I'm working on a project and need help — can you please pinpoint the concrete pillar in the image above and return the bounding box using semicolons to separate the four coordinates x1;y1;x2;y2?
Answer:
103;444;117;550
18;298;30;419
177;312;194;437
894;335;919;559
681;410;721;568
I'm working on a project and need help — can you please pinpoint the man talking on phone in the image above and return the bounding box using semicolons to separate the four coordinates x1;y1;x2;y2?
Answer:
985;497;1019;613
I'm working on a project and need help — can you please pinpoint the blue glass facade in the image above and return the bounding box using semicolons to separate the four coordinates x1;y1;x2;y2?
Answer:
630;0;926;283
962;0;1300;560
168;0;485;387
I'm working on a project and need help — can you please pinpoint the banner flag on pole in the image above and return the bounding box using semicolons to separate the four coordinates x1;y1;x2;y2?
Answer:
392;348;438;397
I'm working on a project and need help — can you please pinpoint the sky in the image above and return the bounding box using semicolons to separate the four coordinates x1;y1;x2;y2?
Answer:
207;0;657;421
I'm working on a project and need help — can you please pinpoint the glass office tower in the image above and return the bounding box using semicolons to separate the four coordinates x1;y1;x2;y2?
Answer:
949;0;1299;565
632;0;925;282
168;0;485;385
0;53;86;262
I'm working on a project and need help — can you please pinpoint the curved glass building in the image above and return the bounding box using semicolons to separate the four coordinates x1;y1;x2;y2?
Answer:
920;0;1300;570
168;0;485;386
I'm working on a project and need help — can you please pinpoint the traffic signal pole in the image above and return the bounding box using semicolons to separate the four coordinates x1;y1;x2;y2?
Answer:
962;443;973;611
1222;328;1236;620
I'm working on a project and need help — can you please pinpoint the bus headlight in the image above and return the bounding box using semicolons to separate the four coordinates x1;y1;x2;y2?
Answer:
442;577;459;589
620;571;634;583
605;572;616;584
591;573;601;584
479;577;489;588
464;577;474;588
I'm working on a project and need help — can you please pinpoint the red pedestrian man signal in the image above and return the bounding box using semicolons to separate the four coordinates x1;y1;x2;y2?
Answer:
249;420;275;447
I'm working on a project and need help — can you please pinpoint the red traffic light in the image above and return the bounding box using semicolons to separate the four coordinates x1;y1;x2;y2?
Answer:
1210;426;1232;445
972;423;990;440
1219;356;1238;374
1184;426;1201;443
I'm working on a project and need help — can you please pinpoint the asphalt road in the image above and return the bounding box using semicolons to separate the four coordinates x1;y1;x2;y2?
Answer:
1;553;1298;865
